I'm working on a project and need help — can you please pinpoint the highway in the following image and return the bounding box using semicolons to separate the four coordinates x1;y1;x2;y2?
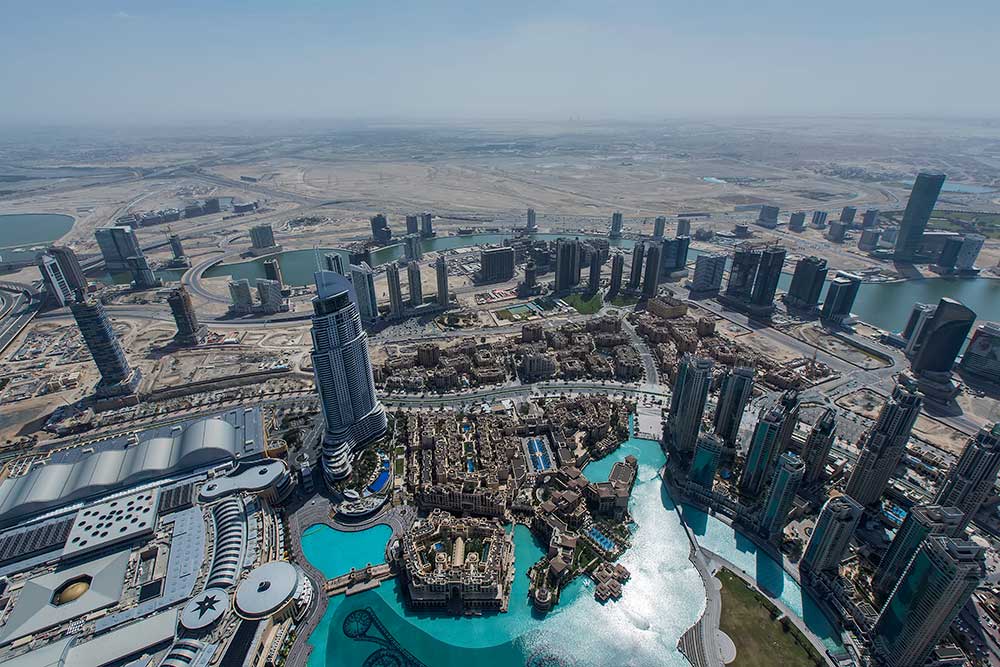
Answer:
0;281;42;356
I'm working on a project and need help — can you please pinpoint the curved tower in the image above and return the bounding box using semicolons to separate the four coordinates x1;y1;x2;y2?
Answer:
310;271;387;482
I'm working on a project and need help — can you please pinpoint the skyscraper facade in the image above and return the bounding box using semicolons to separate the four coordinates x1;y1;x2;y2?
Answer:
845;377;923;508
70;297;139;396
801;408;836;486
95;226;143;271
759;452;804;540
608;253;624;297
739;407;786;498
840;206;857;226
263;258;284;285
127;255;160;289
811;211;828;229
959;323;1000;381
609;211;623;239
405;214;419;236
785;256;828;310
587;253;603;293
310;271;387;482
956;234;985;270
370;214;392;244
167;286;206;346
690;253;727;294
420;212;434;238
788;211;806;232
349;262;378;323
873;537;984;667
894;172;946;262
256;279;284;314
479;247;515;283
627;241;645;291
228;279;254;314
386;263;404;319
641;243;661;299
37;254;74;307
689;432;723;490
435;255;450;308
676;218;691;238
911;298;976;375
48;245;87;291
724;245;760;301
653;216;666;239
407;262;423;307
862;208;880;228
820;271;862;325
249;224;277;250
665;354;714;456
555;239;581;293
526;208;537;232
935;423;1000;530
404;235;423;262
660;236;690;276
800;495;862;577
749;245;785;310
713;365;754;452
873;504;964;602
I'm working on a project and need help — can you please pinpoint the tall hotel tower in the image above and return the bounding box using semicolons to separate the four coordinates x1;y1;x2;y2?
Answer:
310;271;387;483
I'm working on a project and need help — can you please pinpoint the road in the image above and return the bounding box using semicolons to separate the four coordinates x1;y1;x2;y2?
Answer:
0;281;42;356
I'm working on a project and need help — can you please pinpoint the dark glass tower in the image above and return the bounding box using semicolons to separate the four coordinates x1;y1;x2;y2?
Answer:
935;422;1000;529
71;297;139;396
713;366;754;452
894;172;946;262
786;256;828;310
749;245;786;309
641;243;662;299
800;408;836;486
911;298;976;374
725;245;760;301
820;271;862;325
665;354;714;456
873;504;964;602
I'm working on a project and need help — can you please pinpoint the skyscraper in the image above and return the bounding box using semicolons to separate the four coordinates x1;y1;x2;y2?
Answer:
641;243;662;299
676;218;691;238
479;246;515;283
407;261;423;307
858;229;881;252
785;256;828;311
840;206;857;226
665;354;714;456
827;221;847;243
405;214;419;236
263;258;284;285
739;407;786;498
37;254;74;307
228;279;254;314
526;208;537;232
862;208;880;228
690;253;727;294
256;279;284;314
713;365;754;452
627;241;645;291
800;408;836;486
748;245;785;311
386;263;404;319
757;205;779;228
608;253;624;297
689;432;723;490
653;216;666;239
310;271;387;482
70;297;139;397
788;211;806;232
435;255;450;308
956;234;985;270
555;239;581;293
167;286;206;346
873;537;984;667
959;323;1000;381
903;302;938;357
48;245;87;291
660;236;690;276
95;226;143;271
810;211;828;229
845;377;922;508
349;262;378;323
609;211;623;239
935;423;1000;530
894;173;946;262
420;212;434;238
820;271;862;325
759;452;804;540
127;255;161;289
404;235;423;262
168;234;186;263
724;244;760;301
587;253;603;294
249;224;277;251
325;252;346;276
873;505;964;602
911;298;976;375
800;495;862;577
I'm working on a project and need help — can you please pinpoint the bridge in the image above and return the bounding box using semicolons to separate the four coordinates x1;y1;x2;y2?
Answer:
324;563;395;597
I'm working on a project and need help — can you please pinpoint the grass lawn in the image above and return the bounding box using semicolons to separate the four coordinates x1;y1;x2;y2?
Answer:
716;568;825;667
608;294;640;307
563;292;604;314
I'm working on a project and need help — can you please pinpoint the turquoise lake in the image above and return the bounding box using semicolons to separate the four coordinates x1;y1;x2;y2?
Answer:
302;427;841;667
0;213;74;260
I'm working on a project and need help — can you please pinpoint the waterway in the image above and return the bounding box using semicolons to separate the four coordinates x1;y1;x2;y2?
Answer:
302;427;841;666
0;213;74;259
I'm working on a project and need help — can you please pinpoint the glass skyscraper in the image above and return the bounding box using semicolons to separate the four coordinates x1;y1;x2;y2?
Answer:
935;422;1000;529
801;495;862;577
758;452;804;540
893;172;946;262
310;271;387;482
873;504;964;602
665;354;714;457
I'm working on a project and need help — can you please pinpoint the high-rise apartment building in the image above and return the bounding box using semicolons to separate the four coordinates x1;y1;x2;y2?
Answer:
263;258;284;285
370;214;392;244
820;271;862;325
800;495;862;577
608;253;624;297
70;297;139;396
555;239;581;293
785;256;828;311
386;263;404;319
845;377;922;508
660;236;690;276
405;215;419;236
759;452;804;540
95;226;143;271
420;212;434;238
526;208;537;232
810;211;828;229
479;247;515;283
228;279;254;314
407;261;423;307
609;211;623;239
127;255;161;289
911;298;976;375
676;218;691;238
959;323;1000;381
309;271;387;482
653;216;666;239
713;366;754;452
739;407;786;498
788;211;806;232
627;241;644;291
690;253;727;294
249;224;277;251
256;279;284;314
641;243;662;299
665;354;714;456
435;255;450;308
840;206;857;226
37;254;74;307
167;286;206;346
48;245;87;291
689;432;723;490
935;423;1000;530
349;262;378;323
801;408;836;486
873;504;964;602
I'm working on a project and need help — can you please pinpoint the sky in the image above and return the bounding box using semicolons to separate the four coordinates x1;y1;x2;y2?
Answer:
1;0;998;125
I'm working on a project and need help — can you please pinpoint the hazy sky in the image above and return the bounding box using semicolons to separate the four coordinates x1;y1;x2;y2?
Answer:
2;0;998;124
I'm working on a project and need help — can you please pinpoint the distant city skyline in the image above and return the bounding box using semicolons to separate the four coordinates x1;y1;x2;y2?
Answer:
1;0;999;124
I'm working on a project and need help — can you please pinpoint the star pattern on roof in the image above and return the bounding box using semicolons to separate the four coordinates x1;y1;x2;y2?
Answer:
194;593;219;618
